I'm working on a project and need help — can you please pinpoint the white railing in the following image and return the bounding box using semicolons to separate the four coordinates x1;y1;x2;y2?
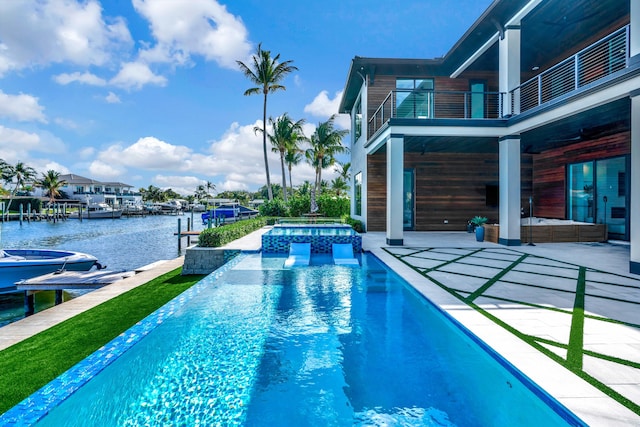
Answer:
511;25;629;114
368;89;504;137
366;25;630;139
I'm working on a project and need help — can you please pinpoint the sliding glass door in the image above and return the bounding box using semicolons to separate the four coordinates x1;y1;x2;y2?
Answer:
567;156;628;239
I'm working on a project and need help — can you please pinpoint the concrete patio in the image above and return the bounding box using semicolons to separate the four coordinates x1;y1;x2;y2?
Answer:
363;231;639;426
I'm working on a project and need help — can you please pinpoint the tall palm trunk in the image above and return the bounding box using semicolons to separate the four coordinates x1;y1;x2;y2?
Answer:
288;165;293;195
262;92;273;201
279;149;288;202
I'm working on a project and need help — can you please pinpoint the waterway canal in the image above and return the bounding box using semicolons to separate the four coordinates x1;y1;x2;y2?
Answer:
0;213;206;326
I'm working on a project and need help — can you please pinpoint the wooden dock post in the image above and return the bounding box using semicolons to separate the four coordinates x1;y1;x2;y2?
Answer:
187;217;191;246
177;218;182;251
24;292;35;316
55;290;63;305
19;204;23;225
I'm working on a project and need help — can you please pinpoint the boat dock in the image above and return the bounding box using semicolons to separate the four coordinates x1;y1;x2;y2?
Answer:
17;270;136;315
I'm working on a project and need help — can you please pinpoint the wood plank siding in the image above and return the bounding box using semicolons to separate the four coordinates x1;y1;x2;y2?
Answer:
533;131;630;218
366;150;533;232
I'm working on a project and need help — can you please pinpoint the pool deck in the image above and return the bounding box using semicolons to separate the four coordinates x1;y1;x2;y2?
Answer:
0;227;638;425
363;231;640;426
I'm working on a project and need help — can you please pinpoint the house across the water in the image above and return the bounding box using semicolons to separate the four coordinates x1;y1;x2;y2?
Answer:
339;0;640;274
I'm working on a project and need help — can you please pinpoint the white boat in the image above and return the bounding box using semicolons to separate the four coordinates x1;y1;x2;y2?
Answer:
0;249;100;290
69;203;123;219
156;200;183;212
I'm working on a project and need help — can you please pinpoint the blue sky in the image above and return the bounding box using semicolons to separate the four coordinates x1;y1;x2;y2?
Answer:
0;0;491;195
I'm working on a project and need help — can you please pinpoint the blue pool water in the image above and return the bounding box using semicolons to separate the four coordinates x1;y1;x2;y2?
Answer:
14;253;583;426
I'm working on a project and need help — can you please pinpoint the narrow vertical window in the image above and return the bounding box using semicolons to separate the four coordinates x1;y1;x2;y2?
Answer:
354;172;362;216
353;97;362;141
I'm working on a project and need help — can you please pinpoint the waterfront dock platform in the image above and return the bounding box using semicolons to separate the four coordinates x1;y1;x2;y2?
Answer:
0;258;183;352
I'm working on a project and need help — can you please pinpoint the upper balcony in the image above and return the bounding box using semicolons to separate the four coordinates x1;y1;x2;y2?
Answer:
367;25;630;139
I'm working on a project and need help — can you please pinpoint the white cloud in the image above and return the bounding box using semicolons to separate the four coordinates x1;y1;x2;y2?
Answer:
133;0;251;70
0;0;132;77
304;90;350;129
153;174;206;195
105;92;121;104
0;126;41;154
88;159;126;179
53;71;107;86
110;61;167;90
0;91;47;123
98;136;192;169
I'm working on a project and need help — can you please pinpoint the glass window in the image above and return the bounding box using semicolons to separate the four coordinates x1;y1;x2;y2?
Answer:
470;81;486;119
354;172;362;216
403;169;414;230
568;156;627;239
353;97;362;141
396;78;434;119
568;161;594;223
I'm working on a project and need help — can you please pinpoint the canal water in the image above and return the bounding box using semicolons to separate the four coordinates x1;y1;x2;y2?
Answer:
0;213;206;326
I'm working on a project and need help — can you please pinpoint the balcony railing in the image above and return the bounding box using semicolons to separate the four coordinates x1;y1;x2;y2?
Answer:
368;89;504;137
366;26;630;139
510;25;629;114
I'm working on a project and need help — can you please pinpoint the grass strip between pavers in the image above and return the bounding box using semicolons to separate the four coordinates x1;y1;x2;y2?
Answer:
567;267;586;370
0;267;205;415
383;247;640;416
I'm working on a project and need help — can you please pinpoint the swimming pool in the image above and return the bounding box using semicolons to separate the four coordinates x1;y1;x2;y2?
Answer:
4;253;585;426
262;225;362;253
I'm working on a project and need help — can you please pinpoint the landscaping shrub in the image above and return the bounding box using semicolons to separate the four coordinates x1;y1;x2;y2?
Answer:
287;193;310;217
317;194;349;218
198;217;268;247
344;216;365;233
259;199;288;217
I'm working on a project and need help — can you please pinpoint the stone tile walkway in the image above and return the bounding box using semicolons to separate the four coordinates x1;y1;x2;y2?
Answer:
363;232;640;426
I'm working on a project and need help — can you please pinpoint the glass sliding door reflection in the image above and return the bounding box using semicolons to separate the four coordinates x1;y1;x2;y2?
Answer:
596;156;627;239
568;161;594;223
403;169;414;230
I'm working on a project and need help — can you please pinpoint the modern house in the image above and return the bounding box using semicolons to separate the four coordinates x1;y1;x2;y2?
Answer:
56;174;142;206
339;0;640;273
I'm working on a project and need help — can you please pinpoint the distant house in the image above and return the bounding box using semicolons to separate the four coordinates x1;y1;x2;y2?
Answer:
57;174;142;206
339;0;640;273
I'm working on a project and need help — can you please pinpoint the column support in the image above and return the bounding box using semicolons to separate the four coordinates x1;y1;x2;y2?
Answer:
386;134;404;246
499;135;521;246
499;25;521;116
631;0;640;58
630;94;640;273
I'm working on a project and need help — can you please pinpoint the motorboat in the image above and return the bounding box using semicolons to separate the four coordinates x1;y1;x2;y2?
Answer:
156;200;183;212
69;203;123;219
0;249;100;290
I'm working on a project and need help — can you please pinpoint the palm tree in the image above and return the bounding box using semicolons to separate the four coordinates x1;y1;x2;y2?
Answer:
1;160;37;219
206;181;215;197
331;177;348;196
256;113;305;202
37;170;67;205
284;148;303;196
337;161;351;182
305;115;348;194
237;43;298;201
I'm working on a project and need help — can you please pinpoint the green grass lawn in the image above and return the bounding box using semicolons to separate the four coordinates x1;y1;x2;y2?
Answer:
0;268;205;414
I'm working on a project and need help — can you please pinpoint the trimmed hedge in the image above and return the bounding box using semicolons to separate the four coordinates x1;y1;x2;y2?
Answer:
198;217;270;247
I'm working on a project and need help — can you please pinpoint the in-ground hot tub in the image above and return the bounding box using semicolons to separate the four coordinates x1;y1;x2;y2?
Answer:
261;224;362;253
484;218;607;243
